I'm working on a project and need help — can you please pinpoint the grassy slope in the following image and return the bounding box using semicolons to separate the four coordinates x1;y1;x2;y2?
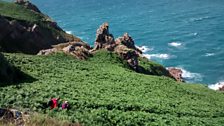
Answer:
1;51;224;125
0;0;45;22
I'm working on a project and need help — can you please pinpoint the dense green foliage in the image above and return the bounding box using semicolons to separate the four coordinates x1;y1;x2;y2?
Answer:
1;51;224;125
138;57;171;77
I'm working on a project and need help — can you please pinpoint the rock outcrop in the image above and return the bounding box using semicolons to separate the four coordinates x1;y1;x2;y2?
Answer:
115;33;140;52
38;41;92;60
91;22;184;82
15;0;64;31
91;23;143;70
167;67;184;82
0;108;27;126
113;34;142;70
93;22;115;51
208;82;224;91
219;85;224;91
0;1;81;54
114;44;139;70
0;15;79;54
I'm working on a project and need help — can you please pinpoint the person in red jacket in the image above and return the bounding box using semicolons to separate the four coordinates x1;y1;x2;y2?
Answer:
48;97;60;109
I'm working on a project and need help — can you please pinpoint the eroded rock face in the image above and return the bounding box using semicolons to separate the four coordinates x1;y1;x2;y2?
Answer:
37;48;57;56
115;48;139;70
116;33;135;49
167;67;184;82
38;22;182;81
114;45;139;70
93;22;115;50
92;23;142;70
15;0;41;13
0;16;77;54
219;86;224;91
38;41;92;60
115;33;142;54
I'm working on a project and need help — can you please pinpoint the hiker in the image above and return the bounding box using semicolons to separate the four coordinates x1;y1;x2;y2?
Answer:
48;97;60;109
61;101;69;109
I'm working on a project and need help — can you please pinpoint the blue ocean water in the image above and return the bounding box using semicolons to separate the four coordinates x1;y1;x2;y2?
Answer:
31;0;224;84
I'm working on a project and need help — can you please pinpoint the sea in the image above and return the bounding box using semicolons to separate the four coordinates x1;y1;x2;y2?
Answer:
8;0;224;86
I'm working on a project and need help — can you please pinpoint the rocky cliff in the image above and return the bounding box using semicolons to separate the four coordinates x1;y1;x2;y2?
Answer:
91;23;183;81
38;22;182;81
0;0;81;54
0;1;183;82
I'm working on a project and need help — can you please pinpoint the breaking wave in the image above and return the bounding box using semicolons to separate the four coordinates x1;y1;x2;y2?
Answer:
208;81;224;90
144;53;171;60
170;67;203;82
205;53;215;57
168;42;182;47
136;45;153;53
189;16;211;22
66;31;73;34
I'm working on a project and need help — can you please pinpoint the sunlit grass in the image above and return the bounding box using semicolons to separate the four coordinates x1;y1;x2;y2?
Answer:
1;51;224;125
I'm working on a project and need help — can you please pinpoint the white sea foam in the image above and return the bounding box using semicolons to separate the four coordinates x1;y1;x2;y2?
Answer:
169;67;203;82
193;32;198;36
66;30;85;40
188;32;198;37
66;31;73;34
190;16;210;22
136;45;153;53
205;53;215;57
144;53;171;60
168;42;182;47
208;81;224;90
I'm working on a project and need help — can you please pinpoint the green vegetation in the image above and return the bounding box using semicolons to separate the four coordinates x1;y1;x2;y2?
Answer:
138;57;171;76
0;0;47;22
1;51;224;125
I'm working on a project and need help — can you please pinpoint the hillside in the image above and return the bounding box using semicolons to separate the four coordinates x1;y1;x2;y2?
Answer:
1;51;224;125
0;1;81;54
1;1;224;126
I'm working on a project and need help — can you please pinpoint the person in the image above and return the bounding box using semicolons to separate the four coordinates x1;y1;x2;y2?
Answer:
48;97;60;109
61;101;69;109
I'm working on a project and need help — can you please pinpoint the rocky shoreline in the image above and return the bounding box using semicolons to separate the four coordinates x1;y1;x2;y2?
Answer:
0;0;183;82
38;22;184;82
0;0;185;82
